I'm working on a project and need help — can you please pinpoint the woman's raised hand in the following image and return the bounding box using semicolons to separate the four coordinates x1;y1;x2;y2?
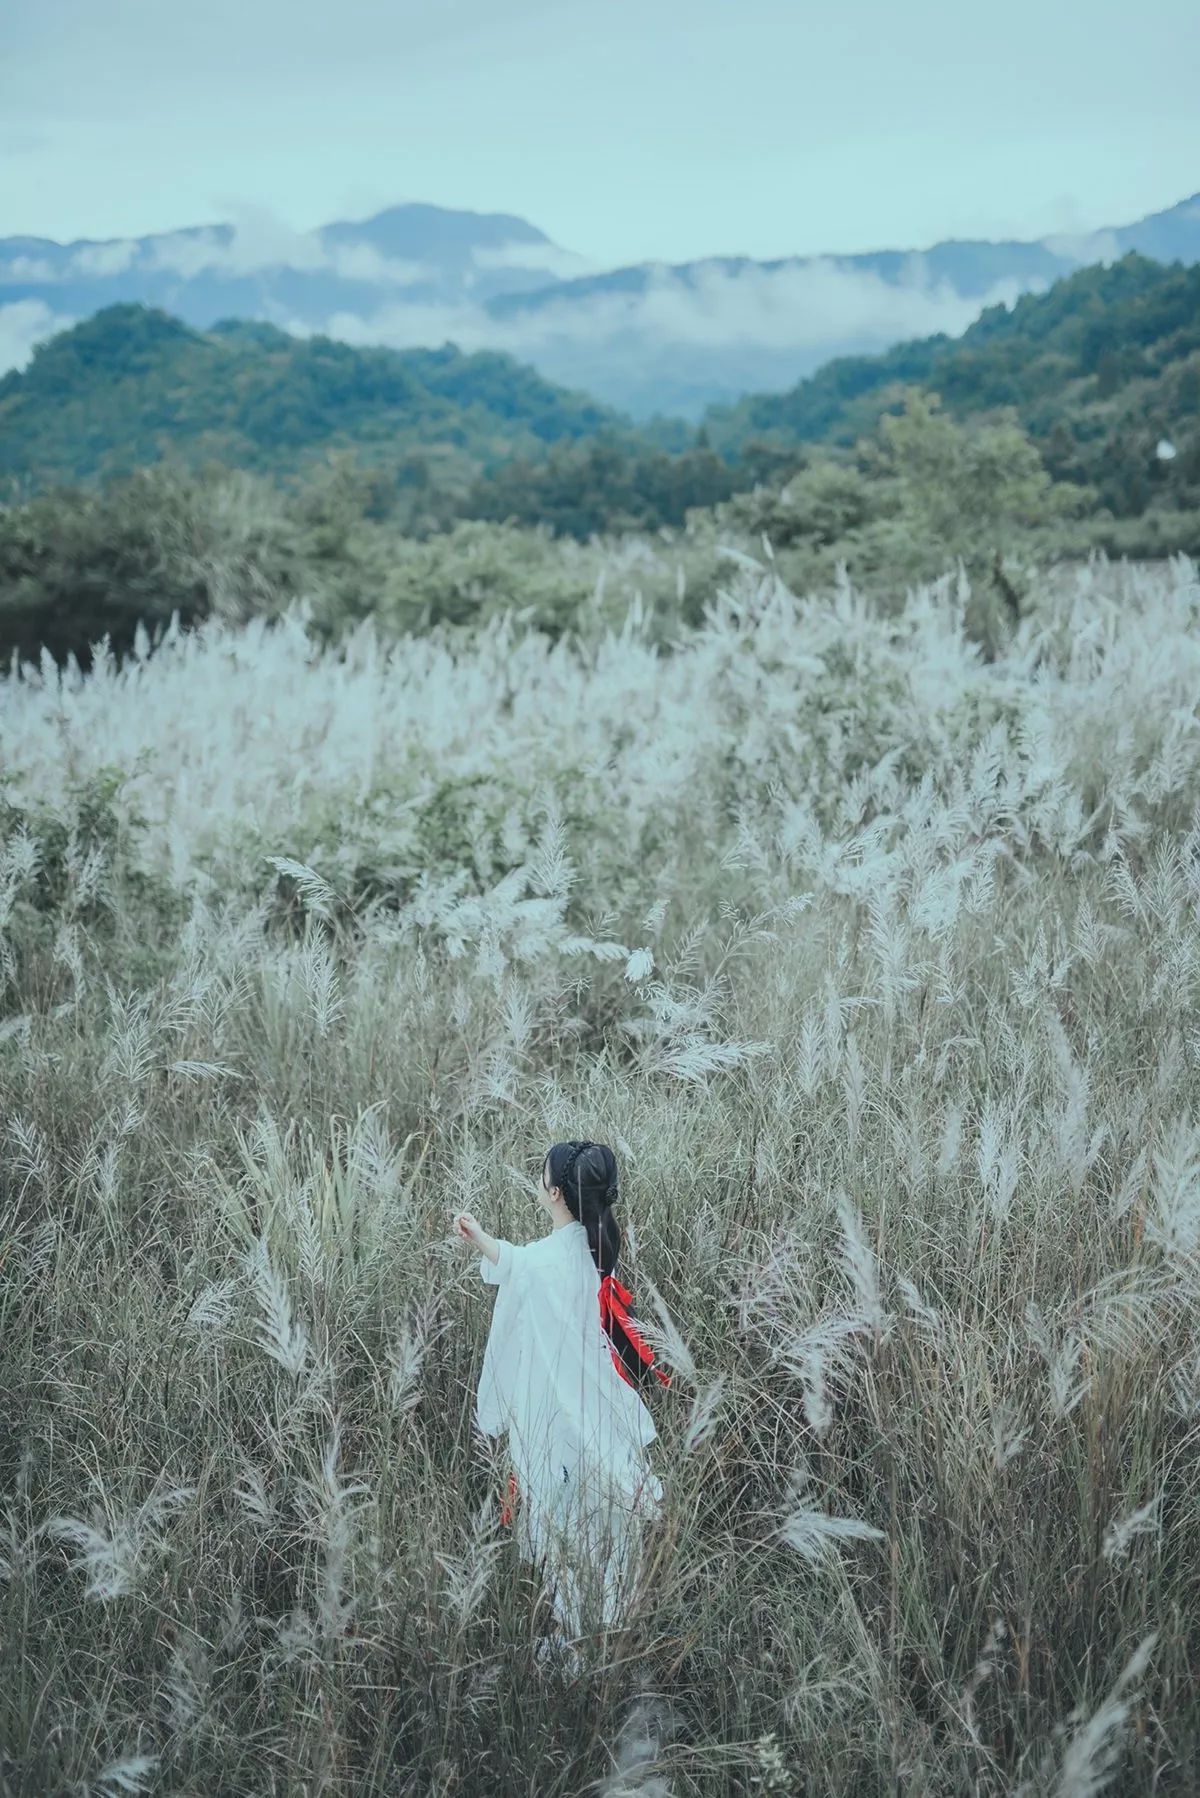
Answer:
451;1211;486;1251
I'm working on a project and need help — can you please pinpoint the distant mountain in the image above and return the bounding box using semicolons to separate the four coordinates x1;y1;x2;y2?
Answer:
0;301;639;497
3;193;1198;421
483;192;1200;418
0;201;589;323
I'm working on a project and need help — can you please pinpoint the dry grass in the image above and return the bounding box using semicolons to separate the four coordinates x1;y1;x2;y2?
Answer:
0;546;1198;1793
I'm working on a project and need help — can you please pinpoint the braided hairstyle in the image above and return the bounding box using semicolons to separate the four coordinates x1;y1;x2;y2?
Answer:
545;1139;666;1391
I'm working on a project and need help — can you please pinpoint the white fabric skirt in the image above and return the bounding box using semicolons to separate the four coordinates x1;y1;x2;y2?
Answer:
507;1414;664;1635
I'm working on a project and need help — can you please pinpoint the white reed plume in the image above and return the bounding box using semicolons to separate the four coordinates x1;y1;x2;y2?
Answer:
793;1003;826;1099
657;1033;775;1085
642;896;669;934
243;1234;311;1377
682;1372;729;1455
1011;918;1073;1011
821;970;872;1079
526;801;576;901
65;831;110;918
99;986;158;1092
897;1273;943;1340
498;974;536;1051
264;854;340;920
281;1173;323;1288
864;895;924;1032
991;1399;1030;1470
296;921;344;1038
1049;1632;1158;1798
906;845;978;941
835;1192;889;1336
936;1094;966;1179
781;1311;872;1436
1072;1267;1177;1363
958;1617;1009;1749
841;1033;868;1150
624;946;654;982
890;1075;929;1192
167;1059;242;1081
1110;1146;1149;1221
233;1453;277;1528
386;1307;430;1417
164;1632;215;1738
1071;897;1129;970
1044;1010;1107;1198
432;1493;507;1629
262;1605;321;1675
183;1278;237;1338
1025;1301;1092;1419
0;822;40;933
1101;1493;1163;1563
52;919;86;1001
975;1094;1022;1222
292;1416;372;1638
1144;1113;1200;1258
6;1115;50;1201
777;1466;884;1565
42;1478;195;1600
80;1751;159;1796
625;1273;698;1385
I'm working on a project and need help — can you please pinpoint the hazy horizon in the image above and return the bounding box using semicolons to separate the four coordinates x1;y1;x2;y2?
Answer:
2;0;1196;268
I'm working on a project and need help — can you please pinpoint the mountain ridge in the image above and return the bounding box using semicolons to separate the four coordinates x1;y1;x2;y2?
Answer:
3;191;1198;418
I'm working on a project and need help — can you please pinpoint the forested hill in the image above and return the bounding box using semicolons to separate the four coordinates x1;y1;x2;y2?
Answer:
2;253;1198;532
0;303;664;500
701;252;1200;516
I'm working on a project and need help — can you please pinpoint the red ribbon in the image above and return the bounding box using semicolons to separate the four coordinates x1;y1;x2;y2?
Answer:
498;1273;670;1522
599;1272;672;1389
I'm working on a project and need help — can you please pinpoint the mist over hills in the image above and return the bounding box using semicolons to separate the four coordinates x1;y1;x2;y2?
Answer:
2;190;1198;419
2;248;1196;553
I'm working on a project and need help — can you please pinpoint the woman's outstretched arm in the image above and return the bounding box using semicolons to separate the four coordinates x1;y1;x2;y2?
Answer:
450;1211;507;1273
475;1229;502;1267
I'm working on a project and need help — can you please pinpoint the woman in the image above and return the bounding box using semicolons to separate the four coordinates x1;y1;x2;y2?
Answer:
452;1140;668;1650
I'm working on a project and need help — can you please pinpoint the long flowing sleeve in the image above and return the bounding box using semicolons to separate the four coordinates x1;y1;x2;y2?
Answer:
475;1237;533;1436
478;1238;520;1286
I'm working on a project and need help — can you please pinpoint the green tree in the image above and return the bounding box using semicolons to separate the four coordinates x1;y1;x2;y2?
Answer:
866;388;1093;556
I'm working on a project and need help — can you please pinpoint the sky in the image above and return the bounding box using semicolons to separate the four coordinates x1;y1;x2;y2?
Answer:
1;0;1196;267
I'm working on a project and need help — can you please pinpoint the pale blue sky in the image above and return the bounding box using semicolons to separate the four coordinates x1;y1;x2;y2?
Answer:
1;0;1196;265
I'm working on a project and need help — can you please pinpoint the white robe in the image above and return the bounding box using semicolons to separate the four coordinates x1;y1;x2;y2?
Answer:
476;1220;664;1634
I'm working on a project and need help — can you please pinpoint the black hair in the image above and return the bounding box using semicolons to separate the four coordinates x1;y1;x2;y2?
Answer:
544;1139;660;1391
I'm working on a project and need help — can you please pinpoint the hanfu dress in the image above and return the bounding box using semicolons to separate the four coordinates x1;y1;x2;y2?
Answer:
475;1220;665;1635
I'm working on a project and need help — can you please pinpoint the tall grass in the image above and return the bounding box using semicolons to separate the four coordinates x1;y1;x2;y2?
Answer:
1;546;1198;1793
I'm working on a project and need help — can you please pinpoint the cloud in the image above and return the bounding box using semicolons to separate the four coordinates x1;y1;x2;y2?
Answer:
296;253;1027;365
144;208;323;279
0;237;1060;409
2;204;579;294
322;242;434;285
0;256;60;284
70;239;141;277
0;298;77;375
139;204;435;285
1038;228;1121;264
0;240;139;283
471;240;598;280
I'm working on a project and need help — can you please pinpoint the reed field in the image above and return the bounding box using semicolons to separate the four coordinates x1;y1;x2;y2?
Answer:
1;544;1199;1795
